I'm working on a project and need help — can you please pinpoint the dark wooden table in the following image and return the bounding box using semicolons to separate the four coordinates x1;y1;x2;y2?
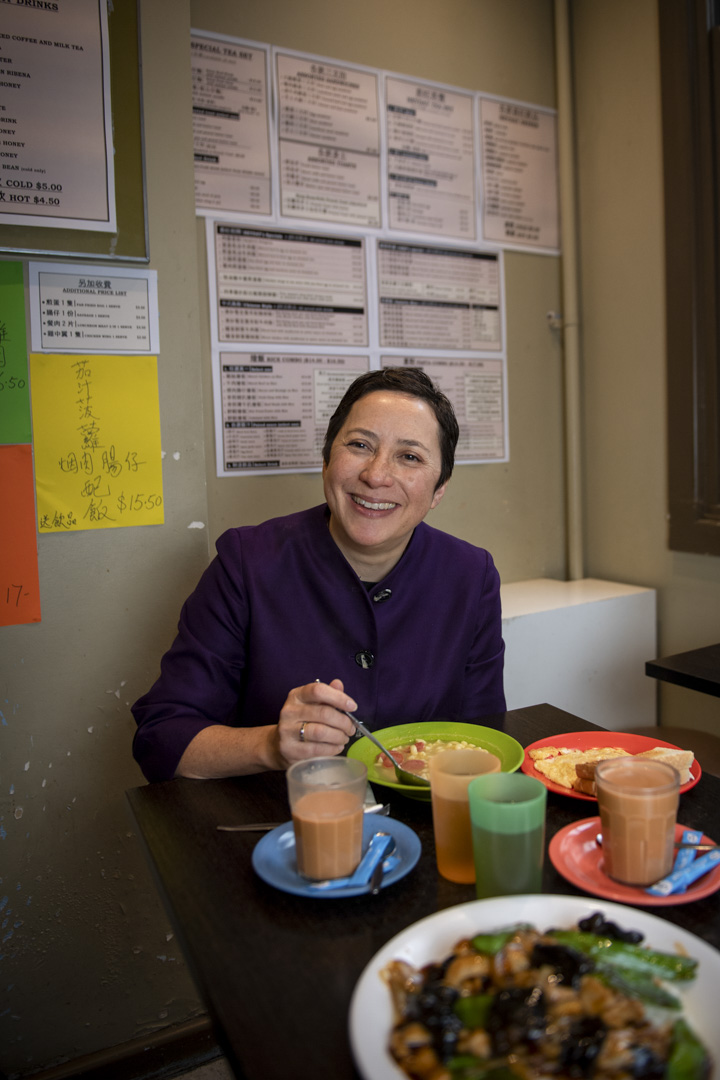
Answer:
126;703;720;1080
646;642;720;697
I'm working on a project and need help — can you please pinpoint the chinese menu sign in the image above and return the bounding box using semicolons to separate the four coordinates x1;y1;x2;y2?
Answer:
30;353;164;533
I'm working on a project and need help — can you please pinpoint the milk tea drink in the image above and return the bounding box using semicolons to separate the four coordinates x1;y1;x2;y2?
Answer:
595;758;680;885
292;789;363;879
286;757;367;880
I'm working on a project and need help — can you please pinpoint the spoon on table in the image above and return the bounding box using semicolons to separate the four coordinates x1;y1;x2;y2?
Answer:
217;803;390;831
341;710;431;789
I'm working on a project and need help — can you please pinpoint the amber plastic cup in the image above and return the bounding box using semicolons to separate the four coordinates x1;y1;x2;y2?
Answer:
286;757;367;880
595;757;679;885
429;748;501;883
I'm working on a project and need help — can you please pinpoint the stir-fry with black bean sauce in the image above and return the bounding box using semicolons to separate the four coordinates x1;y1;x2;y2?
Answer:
382;913;712;1080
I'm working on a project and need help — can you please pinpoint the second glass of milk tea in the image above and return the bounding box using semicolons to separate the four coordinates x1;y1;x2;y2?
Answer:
595;757;680;886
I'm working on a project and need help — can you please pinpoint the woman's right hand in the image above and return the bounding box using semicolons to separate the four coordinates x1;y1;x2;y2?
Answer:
272;678;358;769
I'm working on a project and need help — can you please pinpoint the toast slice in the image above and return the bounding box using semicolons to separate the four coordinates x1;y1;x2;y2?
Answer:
635;746;695;784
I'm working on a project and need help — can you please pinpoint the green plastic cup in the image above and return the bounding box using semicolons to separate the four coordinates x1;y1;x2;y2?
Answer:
468;772;547;898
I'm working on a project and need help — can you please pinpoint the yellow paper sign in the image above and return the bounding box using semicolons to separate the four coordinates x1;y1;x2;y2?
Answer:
30;353;164;532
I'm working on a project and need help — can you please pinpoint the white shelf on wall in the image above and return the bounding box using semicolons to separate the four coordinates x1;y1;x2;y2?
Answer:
500;578;657;730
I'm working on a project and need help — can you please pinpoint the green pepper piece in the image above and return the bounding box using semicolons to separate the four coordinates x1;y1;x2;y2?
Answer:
454;993;493;1029
550;930;698;981
666;1018;712;1080
471;924;533;955
447;1061;517;1080
594;962;682;1009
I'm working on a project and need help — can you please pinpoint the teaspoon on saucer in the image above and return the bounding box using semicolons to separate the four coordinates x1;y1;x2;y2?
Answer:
308;831;396;890
595;833;716;851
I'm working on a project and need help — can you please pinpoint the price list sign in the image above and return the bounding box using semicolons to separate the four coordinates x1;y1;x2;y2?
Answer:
30;353;164;532
0;0;115;231
480;98;559;251
191;34;272;215
29;263;160;355
386;77;476;241
377;241;501;352
276;53;381;228
218;352;368;473
213;225;368;347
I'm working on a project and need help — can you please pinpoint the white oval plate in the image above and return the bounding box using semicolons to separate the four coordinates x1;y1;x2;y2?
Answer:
349;894;720;1080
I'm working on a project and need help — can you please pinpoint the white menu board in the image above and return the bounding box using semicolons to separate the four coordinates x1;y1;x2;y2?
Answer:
193;37;567;473
0;0;115;232
276;53;381;228
212;224;368;347
382;356;507;462
216;352;368;474
377;241;501;351
385;77;476;241
29;263;160;355
191;33;272;216
480;97;559;251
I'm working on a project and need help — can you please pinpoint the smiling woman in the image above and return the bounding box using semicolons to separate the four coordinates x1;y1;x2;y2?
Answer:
322;390;448;581
131;368;506;783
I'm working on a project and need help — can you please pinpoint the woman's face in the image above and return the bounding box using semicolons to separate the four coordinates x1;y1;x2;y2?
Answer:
322;390;447;573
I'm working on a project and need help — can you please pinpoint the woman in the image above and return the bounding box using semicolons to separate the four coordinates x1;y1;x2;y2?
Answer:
132;368;505;782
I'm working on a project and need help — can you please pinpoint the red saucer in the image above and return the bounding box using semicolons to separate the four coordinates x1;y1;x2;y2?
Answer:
549;817;720;906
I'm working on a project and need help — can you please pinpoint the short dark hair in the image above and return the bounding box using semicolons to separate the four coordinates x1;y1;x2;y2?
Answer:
322;367;459;488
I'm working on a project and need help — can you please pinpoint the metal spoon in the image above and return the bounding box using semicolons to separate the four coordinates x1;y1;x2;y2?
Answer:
217;803;390;831
308;831;396;890
595;833;717;851
342;710;431;789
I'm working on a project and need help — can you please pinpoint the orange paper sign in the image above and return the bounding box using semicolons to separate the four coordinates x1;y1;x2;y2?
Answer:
0;443;41;626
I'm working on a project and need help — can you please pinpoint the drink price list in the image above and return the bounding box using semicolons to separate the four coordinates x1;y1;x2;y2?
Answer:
386;77;476;241
276;53;381;228
378;241;501;352
213;224;368;347
191;34;272;216
0;0;115;231
218;353;368;472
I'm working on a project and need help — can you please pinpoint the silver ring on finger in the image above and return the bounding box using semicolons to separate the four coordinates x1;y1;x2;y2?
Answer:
299;722;306;743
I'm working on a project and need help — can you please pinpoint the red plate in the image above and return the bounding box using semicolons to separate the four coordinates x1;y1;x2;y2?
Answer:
549;817;720;906
521;731;701;801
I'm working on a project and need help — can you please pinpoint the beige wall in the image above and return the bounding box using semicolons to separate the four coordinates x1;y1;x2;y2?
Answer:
572;0;720;735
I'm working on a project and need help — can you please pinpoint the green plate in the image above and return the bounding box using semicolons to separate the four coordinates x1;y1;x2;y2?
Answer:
347;721;524;802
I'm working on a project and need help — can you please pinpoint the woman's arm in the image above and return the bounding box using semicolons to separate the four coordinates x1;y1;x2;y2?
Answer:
174;679;357;779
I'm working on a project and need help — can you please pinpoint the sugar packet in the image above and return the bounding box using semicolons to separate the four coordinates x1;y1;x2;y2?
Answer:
646;845;720;897
670;829;703;895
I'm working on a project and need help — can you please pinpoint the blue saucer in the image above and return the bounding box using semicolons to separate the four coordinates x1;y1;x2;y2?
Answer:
251;816;421;898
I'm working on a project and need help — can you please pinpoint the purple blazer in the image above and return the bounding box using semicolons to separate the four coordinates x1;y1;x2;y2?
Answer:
131;504;505;781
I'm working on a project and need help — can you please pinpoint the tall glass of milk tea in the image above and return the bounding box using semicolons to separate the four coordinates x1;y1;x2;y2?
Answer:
595;757;680;885
287;757;367;880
